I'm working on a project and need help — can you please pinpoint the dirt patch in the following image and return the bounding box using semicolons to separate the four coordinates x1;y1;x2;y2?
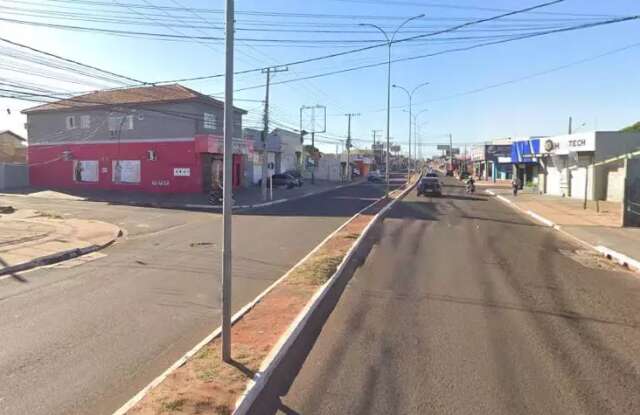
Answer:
559;248;635;274
127;185;408;415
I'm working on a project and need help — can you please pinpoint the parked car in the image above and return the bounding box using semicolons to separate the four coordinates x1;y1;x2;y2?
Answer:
425;172;439;178
367;171;384;183
284;170;303;186
458;171;470;180
445;170;454;177
417;177;442;197
259;173;299;189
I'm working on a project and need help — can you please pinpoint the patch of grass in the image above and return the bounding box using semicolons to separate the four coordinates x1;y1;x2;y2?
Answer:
287;252;344;286
344;233;359;240
197;368;217;382
36;211;63;219
161;398;186;412
214;404;232;415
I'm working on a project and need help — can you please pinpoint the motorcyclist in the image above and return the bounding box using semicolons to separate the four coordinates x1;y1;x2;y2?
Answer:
466;177;476;193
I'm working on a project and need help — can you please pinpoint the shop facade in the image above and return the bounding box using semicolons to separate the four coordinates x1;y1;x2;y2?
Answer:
539;131;640;201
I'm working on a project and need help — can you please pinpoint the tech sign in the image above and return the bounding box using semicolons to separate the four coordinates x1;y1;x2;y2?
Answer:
542;132;596;155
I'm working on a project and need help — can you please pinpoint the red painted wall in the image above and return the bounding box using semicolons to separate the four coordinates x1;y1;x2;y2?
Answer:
28;140;203;193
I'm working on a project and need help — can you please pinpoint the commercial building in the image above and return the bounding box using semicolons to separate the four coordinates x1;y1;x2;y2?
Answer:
471;139;512;181
511;137;544;189
23;84;248;193
538;131;640;201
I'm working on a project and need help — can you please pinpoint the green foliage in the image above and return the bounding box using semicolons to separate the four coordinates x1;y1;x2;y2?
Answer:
621;121;640;132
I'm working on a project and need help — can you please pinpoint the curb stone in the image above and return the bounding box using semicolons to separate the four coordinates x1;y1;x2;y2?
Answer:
233;176;421;414
0;229;122;277
486;189;640;275
111;179;403;415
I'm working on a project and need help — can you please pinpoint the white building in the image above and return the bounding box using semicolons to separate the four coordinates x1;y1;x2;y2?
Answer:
539;131;640;201
271;128;303;173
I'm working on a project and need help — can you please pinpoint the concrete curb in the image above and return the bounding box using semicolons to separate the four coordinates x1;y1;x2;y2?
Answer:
0;229;122;277
233;176;421;415
111;178;401;415
486;189;640;274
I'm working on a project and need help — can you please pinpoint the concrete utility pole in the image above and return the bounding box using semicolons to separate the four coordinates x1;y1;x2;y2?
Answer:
221;0;234;363
345;113;360;181
568;116;573;134
449;133;454;172
372;129;382;167
261;66;288;201
360;13;425;197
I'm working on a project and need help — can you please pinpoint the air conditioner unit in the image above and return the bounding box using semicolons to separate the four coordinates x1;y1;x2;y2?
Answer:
147;150;157;161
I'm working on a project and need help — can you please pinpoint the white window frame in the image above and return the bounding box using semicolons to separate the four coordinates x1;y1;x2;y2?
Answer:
65;115;76;130
108;115;134;132
204;112;216;130
112;160;141;184
80;115;90;129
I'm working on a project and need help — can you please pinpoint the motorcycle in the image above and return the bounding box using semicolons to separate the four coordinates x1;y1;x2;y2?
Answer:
466;182;476;194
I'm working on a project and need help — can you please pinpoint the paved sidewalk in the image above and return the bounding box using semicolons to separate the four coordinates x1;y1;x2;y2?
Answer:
488;187;640;270
0;179;362;210
0;208;121;276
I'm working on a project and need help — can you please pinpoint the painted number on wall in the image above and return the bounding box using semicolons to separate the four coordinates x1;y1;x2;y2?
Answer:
152;180;170;186
173;168;191;177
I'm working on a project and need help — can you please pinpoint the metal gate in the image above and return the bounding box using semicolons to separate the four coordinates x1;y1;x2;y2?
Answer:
623;158;640;227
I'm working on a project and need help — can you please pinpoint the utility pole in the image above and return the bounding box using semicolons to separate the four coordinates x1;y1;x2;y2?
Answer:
372;129;382;168
221;0;234;363
345;113;360;181
300;105;326;185
568;116;573;134
449;133;453;173
261;65;288;201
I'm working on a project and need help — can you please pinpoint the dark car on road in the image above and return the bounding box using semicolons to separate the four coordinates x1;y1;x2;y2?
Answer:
260;173;299;189
417;177;442;197
367;171;384;183
425;172;439;178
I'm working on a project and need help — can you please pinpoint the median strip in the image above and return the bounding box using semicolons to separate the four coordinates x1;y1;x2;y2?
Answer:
119;178;417;415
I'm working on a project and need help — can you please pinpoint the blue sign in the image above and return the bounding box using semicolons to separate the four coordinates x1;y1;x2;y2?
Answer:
511;138;541;163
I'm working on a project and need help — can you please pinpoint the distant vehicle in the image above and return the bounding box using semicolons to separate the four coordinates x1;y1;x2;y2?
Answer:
425;172;439;178
367;171;384;183
260;173;299;189
417;177;442;197
445;170;454;177
284;170;303;186
458;171;470;180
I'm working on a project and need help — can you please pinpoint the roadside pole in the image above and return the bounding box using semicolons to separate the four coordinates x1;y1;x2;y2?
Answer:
345;113;359;181
261;66;288;201
449;134;454;172
221;0;234;363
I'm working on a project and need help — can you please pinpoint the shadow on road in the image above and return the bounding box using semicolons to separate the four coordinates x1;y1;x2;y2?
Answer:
0;257;28;283
245;221;386;415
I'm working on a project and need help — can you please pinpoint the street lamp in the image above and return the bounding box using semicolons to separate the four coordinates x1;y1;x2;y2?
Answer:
359;13;425;196
393;82;429;181
414;108;428;163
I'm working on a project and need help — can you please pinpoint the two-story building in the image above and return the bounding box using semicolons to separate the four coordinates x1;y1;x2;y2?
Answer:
0;130;26;163
22;84;248;193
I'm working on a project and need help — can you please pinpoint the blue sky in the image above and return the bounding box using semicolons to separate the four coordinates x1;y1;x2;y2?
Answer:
1;0;639;156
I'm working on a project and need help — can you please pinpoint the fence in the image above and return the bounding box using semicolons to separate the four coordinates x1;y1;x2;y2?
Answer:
0;163;29;190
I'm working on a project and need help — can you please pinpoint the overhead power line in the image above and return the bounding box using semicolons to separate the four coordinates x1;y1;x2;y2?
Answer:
220;15;640;94
0;36;145;85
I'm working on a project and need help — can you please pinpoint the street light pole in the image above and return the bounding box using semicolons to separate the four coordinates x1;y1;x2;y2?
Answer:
360;13;425;197
393;82;429;182
221;0;234;363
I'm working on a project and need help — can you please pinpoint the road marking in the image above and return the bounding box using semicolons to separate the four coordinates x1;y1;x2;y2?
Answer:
526;210;555;227
111;189;393;415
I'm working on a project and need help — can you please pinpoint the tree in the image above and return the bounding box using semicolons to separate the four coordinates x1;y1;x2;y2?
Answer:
621;121;640;132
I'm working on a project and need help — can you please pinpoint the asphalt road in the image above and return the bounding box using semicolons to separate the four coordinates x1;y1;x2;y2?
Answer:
0;178;404;415
254;176;640;415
